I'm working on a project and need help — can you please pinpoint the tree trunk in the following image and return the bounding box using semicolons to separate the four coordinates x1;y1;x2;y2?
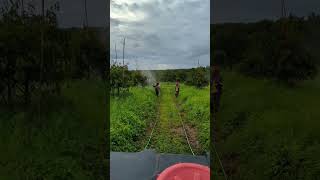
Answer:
84;0;88;27
21;0;24;15
24;72;30;106
1;92;7;104
7;81;12;106
55;81;61;94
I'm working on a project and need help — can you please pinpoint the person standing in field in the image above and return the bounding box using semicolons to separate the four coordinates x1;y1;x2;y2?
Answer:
212;65;223;113
175;79;180;97
153;82;160;97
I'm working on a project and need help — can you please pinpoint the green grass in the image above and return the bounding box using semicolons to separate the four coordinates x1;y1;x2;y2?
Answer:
111;83;210;155
149;83;190;154
177;84;210;153
0;79;107;179
214;71;320;180
110;87;157;152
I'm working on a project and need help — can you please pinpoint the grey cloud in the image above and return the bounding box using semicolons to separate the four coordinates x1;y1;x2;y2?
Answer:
144;34;161;47
111;0;210;70
111;2;123;10
128;3;140;12
110;18;120;26
189;45;210;59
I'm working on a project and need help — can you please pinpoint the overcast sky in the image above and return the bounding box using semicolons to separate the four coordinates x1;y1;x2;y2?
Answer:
110;0;210;70
3;0;318;26
212;0;320;24
2;0;319;70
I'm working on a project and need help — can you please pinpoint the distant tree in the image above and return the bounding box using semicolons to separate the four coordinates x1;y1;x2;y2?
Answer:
110;62;126;95
274;38;317;84
219;16;319;85
213;23;249;69
186;67;209;88
110;62;141;95
175;70;187;82
131;70;147;87
162;70;176;82
0;1;107;106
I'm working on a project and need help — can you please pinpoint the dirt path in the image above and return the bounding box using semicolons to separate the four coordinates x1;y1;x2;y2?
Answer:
148;83;195;154
175;102;202;154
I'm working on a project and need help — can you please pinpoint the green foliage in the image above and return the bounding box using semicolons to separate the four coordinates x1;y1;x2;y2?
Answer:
178;84;210;152
111;83;210;155
214;71;320;179
274;39;317;84
195;67;210;88
149;83;191;154
110;63;130;95
238;23;317;84
0;80;107;179
186;67;209;88
213;23;249;69
0;2;108;179
0;2;107;106
131;70;148;87
149;67;210;85
110;63;148;95
111;87;157;151
213;16;319;84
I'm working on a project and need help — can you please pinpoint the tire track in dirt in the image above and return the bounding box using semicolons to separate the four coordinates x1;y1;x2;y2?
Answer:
174;98;202;155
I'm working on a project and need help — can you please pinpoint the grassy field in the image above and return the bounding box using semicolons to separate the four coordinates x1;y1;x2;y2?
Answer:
110;83;210;155
110;87;157;152
213;71;320;180
0;80;107;179
149;83;190;154
177;84;210;153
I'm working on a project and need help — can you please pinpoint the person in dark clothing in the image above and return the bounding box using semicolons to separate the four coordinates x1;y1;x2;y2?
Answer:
153;82;160;97
212;65;222;113
175;79;180;97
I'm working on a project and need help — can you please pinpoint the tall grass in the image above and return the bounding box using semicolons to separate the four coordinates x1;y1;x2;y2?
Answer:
110;87;157;152
0;79;107;179
111;84;210;154
215;71;320;179
178;84;210;152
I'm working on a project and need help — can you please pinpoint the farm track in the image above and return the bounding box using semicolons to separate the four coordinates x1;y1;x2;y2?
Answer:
147;84;197;155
